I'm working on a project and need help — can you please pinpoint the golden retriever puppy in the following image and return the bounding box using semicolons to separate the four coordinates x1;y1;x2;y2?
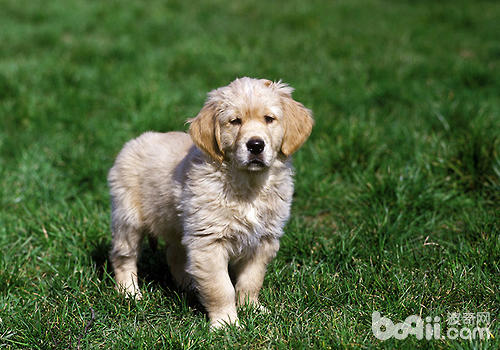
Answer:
108;77;313;328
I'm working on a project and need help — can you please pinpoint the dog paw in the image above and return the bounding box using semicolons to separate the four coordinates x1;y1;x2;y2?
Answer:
237;299;269;314
116;284;143;300
124;290;143;300
209;314;239;331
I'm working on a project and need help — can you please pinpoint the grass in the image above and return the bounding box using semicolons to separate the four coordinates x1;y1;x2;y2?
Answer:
0;0;499;348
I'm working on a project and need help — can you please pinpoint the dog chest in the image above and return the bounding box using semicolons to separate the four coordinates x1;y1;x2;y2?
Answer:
181;160;293;244
239;205;259;227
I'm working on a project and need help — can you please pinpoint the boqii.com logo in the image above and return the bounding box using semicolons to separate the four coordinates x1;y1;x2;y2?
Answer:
372;311;493;341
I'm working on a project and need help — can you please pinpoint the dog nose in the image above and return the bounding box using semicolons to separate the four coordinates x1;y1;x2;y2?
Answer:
246;138;265;155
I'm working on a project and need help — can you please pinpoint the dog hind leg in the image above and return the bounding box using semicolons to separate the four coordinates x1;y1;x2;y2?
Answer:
110;223;144;299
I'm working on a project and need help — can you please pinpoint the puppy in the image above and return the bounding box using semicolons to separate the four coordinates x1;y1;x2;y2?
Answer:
108;77;313;328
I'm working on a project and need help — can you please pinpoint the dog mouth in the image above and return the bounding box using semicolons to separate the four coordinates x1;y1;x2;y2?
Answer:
246;157;267;170
249;159;265;166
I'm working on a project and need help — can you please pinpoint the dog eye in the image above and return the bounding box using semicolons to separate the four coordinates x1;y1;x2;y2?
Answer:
265;115;275;124
230;118;242;125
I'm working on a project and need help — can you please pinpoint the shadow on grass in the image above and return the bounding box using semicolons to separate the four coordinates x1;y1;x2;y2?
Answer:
90;239;204;315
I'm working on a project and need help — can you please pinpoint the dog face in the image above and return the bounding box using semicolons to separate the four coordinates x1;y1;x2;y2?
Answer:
189;78;313;171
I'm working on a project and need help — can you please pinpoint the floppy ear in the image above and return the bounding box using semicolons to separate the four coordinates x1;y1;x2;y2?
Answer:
280;94;314;157
188;102;224;163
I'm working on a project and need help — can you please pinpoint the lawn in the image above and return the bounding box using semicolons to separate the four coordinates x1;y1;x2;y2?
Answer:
0;0;499;348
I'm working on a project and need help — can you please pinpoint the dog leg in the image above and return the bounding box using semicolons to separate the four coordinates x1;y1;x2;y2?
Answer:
233;239;279;310
187;244;238;329
110;224;144;299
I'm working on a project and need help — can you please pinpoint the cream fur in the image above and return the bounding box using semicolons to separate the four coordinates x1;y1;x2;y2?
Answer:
108;77;313;329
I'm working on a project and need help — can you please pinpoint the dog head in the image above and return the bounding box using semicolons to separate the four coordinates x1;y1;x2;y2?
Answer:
189;77;313;171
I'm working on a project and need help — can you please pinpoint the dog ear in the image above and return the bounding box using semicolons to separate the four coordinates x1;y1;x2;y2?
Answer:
188;102;224;163
280;93;314;157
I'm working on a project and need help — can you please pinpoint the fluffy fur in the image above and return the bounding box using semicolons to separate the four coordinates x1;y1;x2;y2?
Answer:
108;77;313;328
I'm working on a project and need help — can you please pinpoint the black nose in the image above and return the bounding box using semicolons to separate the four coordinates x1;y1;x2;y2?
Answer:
246;138;265;155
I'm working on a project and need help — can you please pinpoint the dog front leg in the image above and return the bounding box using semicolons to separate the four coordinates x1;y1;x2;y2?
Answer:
233;239;279;309
187;243;238;329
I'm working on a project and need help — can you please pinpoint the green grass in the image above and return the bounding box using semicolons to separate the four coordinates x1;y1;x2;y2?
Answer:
1;0;499;348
